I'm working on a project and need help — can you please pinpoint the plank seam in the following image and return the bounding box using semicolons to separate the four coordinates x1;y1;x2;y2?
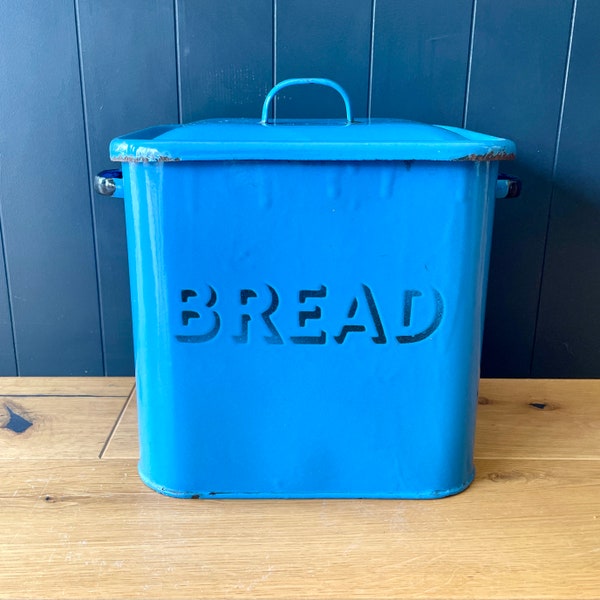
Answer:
366;0;377;118
272;0;278;119
0;163;19;375
529;0;578;376
174;0;183;124
0;394;130;399
99;382;136;459
476;456;600;461
73;0;107;375
462;0;477;128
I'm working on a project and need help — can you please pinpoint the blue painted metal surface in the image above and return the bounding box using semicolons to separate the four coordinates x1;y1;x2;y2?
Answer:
110;115;515;164
261;79;354;124
112;81;515;499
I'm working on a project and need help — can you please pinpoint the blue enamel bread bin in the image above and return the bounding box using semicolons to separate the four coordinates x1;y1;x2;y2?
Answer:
101;78;518;499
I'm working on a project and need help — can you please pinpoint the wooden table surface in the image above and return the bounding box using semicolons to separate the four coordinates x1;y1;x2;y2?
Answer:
1;378;599;599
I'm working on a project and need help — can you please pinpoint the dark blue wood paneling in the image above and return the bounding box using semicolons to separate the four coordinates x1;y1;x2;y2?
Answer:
276;0;372;119
77;0;179;375
0;1;103;375
465;0;574;377
0;0;593;378
371;0;473;125
532;0;600;377
0;222;16;375
178;0;273;122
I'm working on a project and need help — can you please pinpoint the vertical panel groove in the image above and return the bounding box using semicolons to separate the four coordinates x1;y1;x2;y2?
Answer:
372;0;472;125
272;0;278;119
529;0;578;374
462;0;477;128
551;0;578;182
174;0;183;124
276;0;371;120
73;0;106;375
0;164;19;375
367;0;377;118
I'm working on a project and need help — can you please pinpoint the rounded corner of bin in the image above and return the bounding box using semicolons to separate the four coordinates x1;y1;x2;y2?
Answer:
109;139;131;163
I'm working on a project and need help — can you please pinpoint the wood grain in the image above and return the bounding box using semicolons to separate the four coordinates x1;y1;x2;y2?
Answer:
0;458;599;599
0;377;134;397
477;378;600;459
2;378;600;599
0;396;126;459
0;378;132;459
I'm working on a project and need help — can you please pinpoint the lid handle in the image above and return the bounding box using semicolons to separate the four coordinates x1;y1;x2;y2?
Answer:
260;78;353;124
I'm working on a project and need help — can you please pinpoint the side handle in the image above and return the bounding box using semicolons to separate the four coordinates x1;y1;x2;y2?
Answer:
495;173;521;199
95;169;123;198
